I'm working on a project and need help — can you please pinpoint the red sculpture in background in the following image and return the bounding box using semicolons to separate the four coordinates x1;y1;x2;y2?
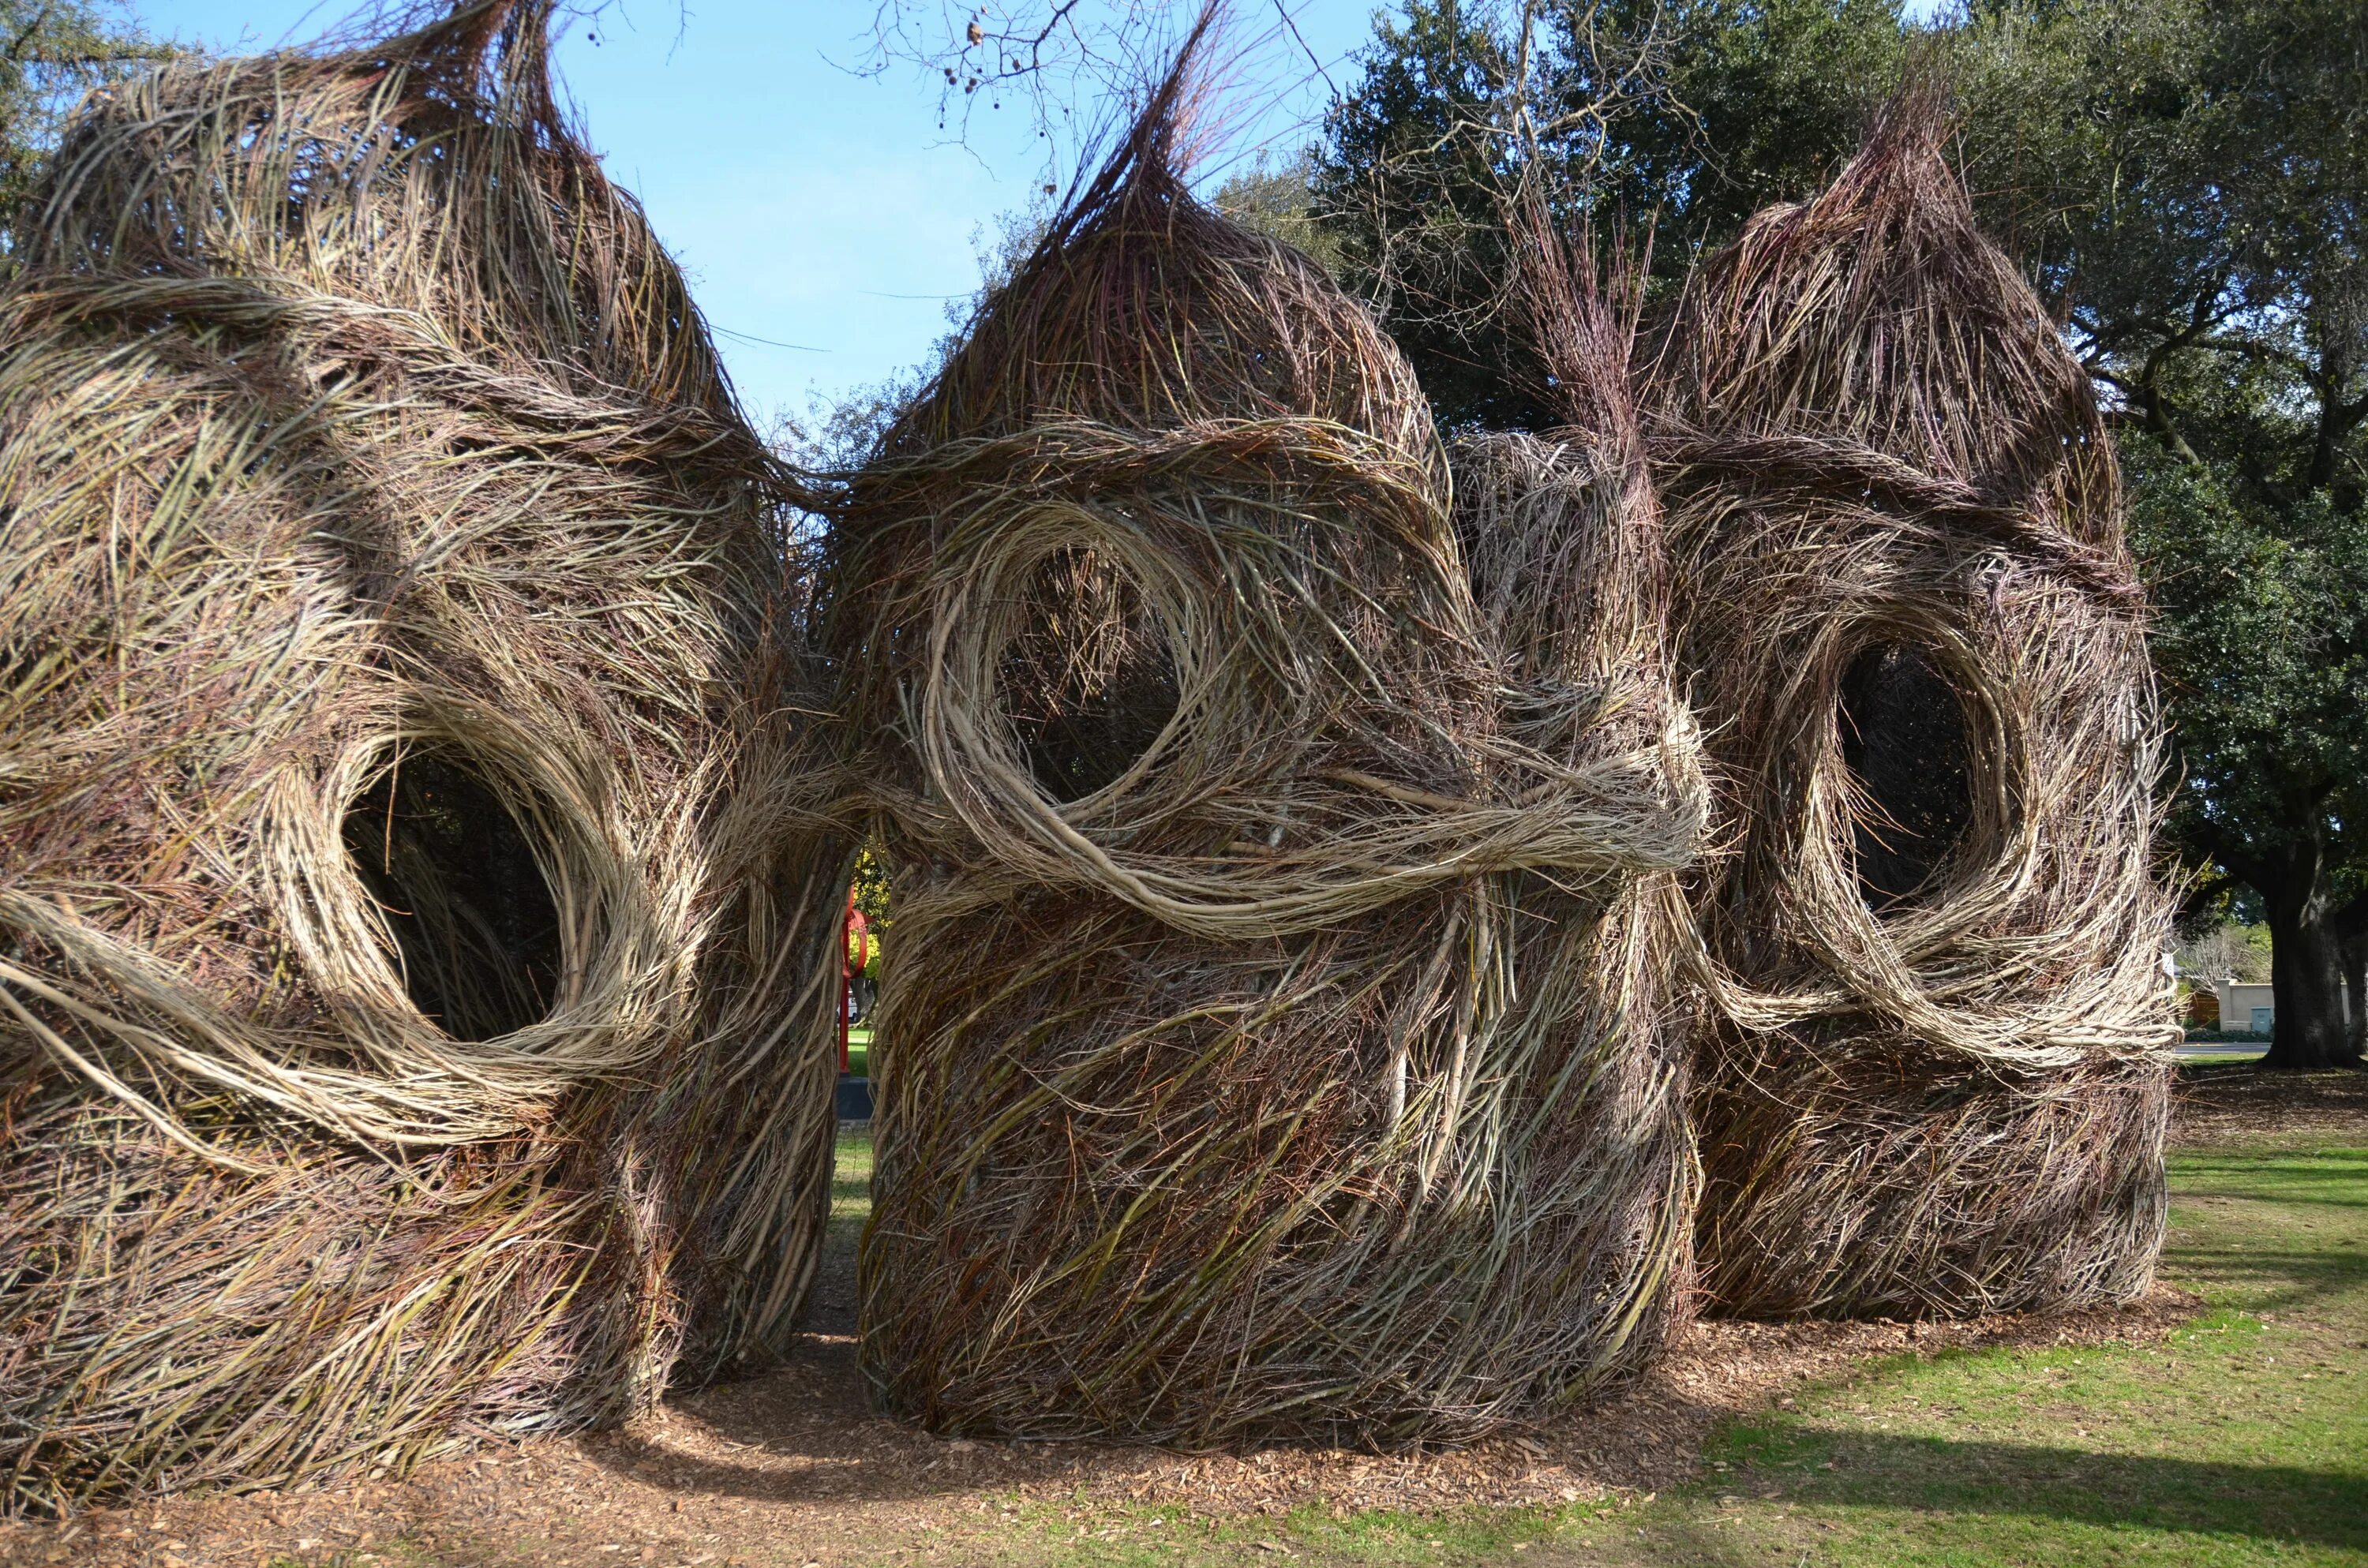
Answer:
841;891;872;1075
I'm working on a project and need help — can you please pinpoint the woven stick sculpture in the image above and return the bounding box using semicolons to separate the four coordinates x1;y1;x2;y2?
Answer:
1643;98;2178;1319
827;32;1706;1445
0;2;841;1510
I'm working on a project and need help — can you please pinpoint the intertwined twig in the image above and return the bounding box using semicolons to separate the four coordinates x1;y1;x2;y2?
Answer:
0;2;842;1510
825;32;1708;1446
1638;95;2179;1319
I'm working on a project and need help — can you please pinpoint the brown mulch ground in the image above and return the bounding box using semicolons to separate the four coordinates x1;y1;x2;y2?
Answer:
2170;1061;2368;1147
0;1297;2199;1568
5;1064;2357;1568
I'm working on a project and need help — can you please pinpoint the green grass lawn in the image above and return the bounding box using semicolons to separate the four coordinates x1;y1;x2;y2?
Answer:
1581;1144;2368;1566
834;1126;874;1246
845;1024;871;1080
924;1136;2368;1566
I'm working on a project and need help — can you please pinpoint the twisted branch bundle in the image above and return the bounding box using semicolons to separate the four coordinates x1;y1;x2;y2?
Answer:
0;2;841;1510
827;43;1707;1445
1643;103;2179;1319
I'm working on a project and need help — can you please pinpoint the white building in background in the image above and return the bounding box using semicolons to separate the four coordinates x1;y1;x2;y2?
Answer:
2214;980;2276;1035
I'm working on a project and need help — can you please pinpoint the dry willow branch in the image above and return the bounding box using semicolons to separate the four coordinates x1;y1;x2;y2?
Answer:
0;2;842;1511
826;27;1707;1446
1638;96;2179;1319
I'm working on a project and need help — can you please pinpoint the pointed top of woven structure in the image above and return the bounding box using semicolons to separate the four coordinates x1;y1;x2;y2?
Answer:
22;0;750;432
1516;195;1650;465
1650;72;2119;549
885;2;1433;462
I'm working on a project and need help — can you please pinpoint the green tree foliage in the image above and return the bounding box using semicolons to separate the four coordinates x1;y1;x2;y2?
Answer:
1212;148;1343;279
0;2;166;233
2176;919;2273;987
1310;0;1909;429
1310;2;1568;428
851;843;891;932
1566;0;1910;268
1954;0;2368;1066
2127;446;2368;1061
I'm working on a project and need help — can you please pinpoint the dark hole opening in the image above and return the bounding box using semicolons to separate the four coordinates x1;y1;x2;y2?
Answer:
343;746;565;1040
995;548;1180;802
1837;643;1975;909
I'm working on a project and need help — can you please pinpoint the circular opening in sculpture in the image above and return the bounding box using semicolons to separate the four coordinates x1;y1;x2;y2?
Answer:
342;743;566;1040
995;546;1181;803
1836;642;1974;909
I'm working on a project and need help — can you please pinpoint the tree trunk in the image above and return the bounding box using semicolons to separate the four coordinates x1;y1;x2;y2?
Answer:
2262;887;2361;1069
2341;918;2368;1063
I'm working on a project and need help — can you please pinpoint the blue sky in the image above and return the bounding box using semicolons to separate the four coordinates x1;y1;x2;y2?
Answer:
153;2;1379;428
152;2;1946;427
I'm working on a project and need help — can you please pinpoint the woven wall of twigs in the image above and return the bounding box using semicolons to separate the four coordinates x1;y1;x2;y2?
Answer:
826;43;1707;1444
0;2;842;1510
1643;104;2179;1319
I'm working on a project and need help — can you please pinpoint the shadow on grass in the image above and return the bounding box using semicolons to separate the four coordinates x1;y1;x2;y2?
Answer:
1707;1426;2368;1551
2154;1244;2368;1316
2173;1146;2368;1188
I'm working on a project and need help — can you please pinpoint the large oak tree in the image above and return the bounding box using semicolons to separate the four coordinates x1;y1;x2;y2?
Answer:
1958;0;2368;1067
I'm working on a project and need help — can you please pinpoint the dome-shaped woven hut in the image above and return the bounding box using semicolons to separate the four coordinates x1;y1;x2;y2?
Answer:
0;2;843;1510
1645;100;2178;1319
827;39;1705;1446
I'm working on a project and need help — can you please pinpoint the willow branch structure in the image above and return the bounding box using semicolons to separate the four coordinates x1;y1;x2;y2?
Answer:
0;2;843;1511
826;38;1707;1446
1641;105;2179;1319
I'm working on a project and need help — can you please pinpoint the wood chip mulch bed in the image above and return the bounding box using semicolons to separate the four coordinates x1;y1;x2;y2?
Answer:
2170;1063;2368;1147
